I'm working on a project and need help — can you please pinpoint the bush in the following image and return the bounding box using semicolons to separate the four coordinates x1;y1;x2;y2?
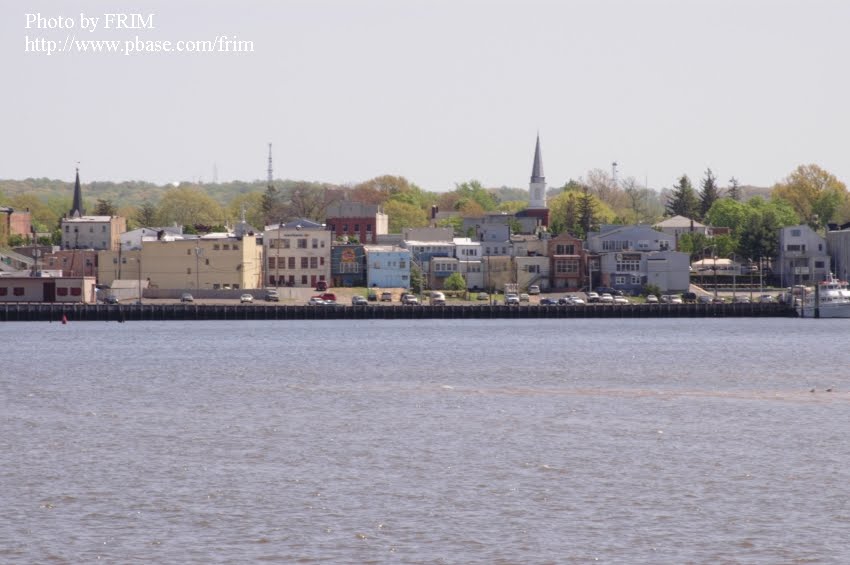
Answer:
642;283;661;298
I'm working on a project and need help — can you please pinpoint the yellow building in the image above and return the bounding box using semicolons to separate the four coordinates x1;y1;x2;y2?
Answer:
98;233;262;291
264;219;332;288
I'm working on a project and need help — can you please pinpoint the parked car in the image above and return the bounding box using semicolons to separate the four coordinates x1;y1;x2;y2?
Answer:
733;295;751;303
599;293;614;304
596;286;624;296
697;295;713;304
380;291;393;302
367;290;377;301
646;294;659;303
180;292;194;303
351;295;368;306
103;295;119;304
401;293;419;305
570;297;586;305
430;291;446;306
586;292;600;303
264;289;280;302
505;293;520;305
477;292;489;301
670;295;684;304
539;297;558;305
681;292;697;303
307;296;326;306
519;293;530;302
613;296;630;304
315;281;328;291
240;293;254;303
316;293;337;302
528;285;541;295
759;294;775;303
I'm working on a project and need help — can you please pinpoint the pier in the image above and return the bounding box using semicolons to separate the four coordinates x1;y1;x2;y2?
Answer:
0;302;795;322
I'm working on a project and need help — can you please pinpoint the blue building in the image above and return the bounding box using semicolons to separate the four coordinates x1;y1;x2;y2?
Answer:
365;245;411;288
330;244;366;287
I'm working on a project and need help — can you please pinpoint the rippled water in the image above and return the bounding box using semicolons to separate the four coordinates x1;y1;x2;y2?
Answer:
2;318;850;563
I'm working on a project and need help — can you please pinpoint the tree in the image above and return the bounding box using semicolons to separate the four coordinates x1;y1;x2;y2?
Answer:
226;192;265;229
93;199;117;216
772;164;848;229
260;185;281;225
156;185;225;227
384;200;428;233
705;197;747;230
444;272;467;291
409;264;423;293
665;175;700;218
677;232;712;259
727;177;742;201
578;186;596;238
135;201;158;227
699;169;721;219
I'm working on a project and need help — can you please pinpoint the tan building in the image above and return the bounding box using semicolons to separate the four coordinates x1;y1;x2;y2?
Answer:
98;233;262;291
0;276;96;303
264;219;331;288
61;215;127;251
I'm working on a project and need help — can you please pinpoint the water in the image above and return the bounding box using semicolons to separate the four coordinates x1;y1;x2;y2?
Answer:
2;318;849;563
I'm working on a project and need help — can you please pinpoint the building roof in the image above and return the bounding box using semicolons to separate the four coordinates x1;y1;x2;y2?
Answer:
655;215;706;229
62;215;113;222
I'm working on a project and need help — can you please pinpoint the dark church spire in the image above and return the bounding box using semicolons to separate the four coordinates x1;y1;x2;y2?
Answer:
70;166;84;218
530;133;544;183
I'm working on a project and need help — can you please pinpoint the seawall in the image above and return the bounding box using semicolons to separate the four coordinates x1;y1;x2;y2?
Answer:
0;302;796;322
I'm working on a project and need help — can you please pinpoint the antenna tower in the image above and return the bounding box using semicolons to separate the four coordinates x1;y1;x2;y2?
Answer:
267;143;273;189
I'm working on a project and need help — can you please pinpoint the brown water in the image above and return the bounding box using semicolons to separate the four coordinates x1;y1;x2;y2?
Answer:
2;319;849;563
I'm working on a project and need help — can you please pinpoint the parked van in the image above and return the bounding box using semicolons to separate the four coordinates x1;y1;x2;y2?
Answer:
430;291;446;306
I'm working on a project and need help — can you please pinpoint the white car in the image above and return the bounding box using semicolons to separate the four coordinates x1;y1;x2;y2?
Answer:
599;293;614;304
613;296;629;304
570;297;586;305
519;293;530;302
307;296;326;306
646;295;659;303
528;285;541;295
240;294;254;303
586;292;600;303
505;293;520;305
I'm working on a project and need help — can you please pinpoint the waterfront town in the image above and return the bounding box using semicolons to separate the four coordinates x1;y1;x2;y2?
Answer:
1;138;849;308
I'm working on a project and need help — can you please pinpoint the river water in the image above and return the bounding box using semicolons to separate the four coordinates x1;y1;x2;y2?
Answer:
2;318;849;564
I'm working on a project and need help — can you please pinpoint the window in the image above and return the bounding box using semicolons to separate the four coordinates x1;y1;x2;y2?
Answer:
64;226;69;233
366;224;372;232
269;257;276;269
187;268;192;274
187;249;192;255
89;227;94;233
631;275;642;284
0;288;6;296
288;257;295;269
320;241;325;248
399;260;406;268
205;258;210;265
213;244;220;250
615;275;627;285
354;224;360;232
815;261;825;269
312;238;318;249
297;239;307;249
102;225;106;232
556;244;575;255
233;244;239;250
340;261;360;273
301;257;308;268
527;265;540;274
70;288;81;296
57;288;68;296
786;244;803;252
555;259;579;274
791;229;802;237
342;224;348;232
283;239;291;249
13;287;25;296
616;259;641;272
310;257;318;269
223;244;230;251
301;275;308;284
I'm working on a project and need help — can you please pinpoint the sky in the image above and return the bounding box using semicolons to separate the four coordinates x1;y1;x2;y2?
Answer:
3;0;849;193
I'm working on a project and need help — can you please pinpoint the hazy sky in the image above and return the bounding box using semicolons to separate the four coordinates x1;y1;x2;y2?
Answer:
4;0;849;192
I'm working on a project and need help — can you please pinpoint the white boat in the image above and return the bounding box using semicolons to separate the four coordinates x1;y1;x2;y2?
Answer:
799;273;850;318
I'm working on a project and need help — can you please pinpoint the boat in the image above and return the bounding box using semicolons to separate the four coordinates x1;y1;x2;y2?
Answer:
798;273;850;318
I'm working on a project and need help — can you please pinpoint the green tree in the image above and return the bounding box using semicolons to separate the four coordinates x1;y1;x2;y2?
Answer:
410;264;423;293
578;186;596;238
385;200;428;232
705;197;747;230
135;201;158;227
772;164;848;229
677;232;712;259
93;199;117;216
156;185;225;227
699;169;721;219
444;272;467;291
665;175;700;218
260;185;281;225
727;177;742;201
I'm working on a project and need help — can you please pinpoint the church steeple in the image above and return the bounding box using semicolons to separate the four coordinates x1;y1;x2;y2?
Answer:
70;166;84;218
531;133;544;183
529;134;547;209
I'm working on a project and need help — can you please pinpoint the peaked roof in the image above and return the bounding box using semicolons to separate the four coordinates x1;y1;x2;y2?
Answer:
70;167;84;218
530;134;544;182
655;215;706;229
